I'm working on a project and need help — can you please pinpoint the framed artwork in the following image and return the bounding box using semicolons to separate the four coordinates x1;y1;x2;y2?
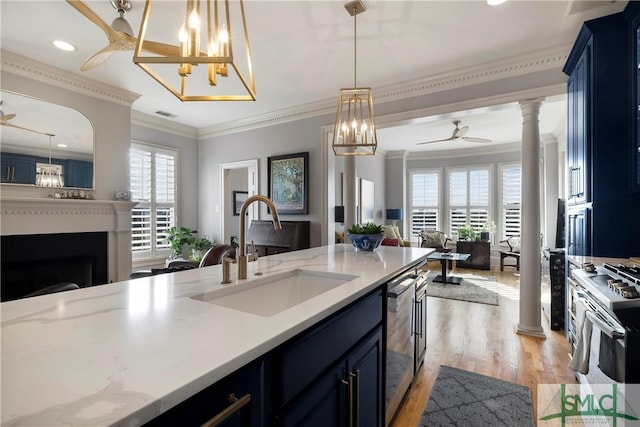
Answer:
233;190;248;216
268;152;309;214
359;178;374;223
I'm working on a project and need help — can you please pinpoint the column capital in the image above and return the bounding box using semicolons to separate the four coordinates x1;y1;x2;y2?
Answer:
518;98;544;115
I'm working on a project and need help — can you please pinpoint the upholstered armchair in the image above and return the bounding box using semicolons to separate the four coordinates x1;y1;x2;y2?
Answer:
382;225;411;247
419;230;451;252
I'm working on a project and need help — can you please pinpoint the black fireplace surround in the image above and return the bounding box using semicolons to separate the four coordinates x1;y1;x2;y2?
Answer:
1;232;108;302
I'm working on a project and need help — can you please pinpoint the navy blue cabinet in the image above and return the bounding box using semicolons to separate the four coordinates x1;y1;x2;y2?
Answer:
567;207;589;256
566;41;590;206
630;3;640;192
563;4;640;257
1;153;36;184
144;287;385;426
278;327;383;427
65;159;93;188
144;359;266;427
274;289;384;426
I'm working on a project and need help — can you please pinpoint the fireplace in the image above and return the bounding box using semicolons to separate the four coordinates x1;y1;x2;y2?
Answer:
1;232;108;301
1;197;137;288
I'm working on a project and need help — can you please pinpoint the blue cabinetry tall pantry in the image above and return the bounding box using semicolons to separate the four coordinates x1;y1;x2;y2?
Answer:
562;2;640;257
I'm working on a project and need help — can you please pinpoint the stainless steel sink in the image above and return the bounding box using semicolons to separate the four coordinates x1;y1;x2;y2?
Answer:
191;269;358;317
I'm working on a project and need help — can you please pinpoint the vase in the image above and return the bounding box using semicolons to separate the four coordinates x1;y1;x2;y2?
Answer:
346;233;385;251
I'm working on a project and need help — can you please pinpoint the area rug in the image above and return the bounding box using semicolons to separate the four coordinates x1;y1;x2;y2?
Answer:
420;366;535;427
426;273;499;306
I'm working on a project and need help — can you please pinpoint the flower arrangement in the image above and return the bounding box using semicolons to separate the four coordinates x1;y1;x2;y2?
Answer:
481;221;497;234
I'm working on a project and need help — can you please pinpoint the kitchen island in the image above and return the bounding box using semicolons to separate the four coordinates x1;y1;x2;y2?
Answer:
1;244;431;426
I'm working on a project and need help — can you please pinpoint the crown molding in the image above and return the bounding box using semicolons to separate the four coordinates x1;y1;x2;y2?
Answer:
131;110;199;139
200;44;571;139
0;49;140;107
408;141;522;160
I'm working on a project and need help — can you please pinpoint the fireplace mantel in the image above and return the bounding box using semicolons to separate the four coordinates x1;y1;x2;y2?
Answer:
1;197;137;282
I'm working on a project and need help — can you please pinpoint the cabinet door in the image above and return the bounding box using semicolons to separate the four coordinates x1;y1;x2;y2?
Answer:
633;8;640;192
567;43;591;205
1;157;12;183
567;208;589;256
66;159;93;188
145;360;265;427
1;154;36;184
345;327;383;427
279;363;347;427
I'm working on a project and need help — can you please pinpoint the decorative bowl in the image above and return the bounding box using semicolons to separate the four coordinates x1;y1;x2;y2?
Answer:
346;233;385;251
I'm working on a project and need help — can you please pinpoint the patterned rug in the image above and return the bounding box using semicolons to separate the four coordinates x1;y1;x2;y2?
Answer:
420;366;535;426
426;273;499;306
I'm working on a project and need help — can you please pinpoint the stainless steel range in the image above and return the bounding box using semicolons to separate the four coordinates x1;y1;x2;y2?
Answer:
568;262;640;385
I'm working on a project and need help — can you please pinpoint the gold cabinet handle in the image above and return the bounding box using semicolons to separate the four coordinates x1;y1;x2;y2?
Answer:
350;370;360;427
201;393;251;427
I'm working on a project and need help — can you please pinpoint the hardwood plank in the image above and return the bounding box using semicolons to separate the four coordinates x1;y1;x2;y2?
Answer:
391;265;577;426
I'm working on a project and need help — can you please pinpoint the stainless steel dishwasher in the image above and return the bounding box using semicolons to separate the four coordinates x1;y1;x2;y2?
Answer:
385;267;427;426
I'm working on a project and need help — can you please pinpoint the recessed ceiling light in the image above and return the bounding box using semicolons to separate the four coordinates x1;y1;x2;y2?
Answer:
53;40;77;52
487;0;507;5
57;143;68;148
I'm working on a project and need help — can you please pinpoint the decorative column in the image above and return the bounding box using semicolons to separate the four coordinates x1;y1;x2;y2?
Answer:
344;156;357;236
517;99;545;338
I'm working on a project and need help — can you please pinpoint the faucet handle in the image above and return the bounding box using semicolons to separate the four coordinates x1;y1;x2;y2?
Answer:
221;255;237;284
249;240;259;262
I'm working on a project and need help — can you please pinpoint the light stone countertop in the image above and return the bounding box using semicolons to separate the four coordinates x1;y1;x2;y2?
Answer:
1;244;431;426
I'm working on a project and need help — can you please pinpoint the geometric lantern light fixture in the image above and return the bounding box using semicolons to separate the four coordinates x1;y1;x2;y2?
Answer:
332;0;377;156
133;0;256;102
35;134;64;188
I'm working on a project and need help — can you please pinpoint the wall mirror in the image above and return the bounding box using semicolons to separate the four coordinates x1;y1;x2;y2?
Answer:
0;90;94;189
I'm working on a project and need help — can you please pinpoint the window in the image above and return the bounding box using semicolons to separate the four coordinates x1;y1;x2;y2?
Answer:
410;170;439;236
130;143;177;259
501;163;521;238
448;167;489;238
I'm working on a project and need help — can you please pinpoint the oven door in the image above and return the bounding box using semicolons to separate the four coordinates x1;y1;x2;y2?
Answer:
574;295;626;385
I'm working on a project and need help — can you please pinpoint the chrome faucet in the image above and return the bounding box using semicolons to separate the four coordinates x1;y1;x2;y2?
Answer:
238;194;282;279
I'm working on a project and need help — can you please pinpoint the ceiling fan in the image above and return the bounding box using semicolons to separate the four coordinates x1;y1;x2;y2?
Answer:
417;120;492;145
66;0;179;71
0;101;47;135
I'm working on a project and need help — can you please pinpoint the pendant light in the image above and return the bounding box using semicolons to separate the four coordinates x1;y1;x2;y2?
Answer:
332;0;377;156
134;0;255;102
36;133;64;187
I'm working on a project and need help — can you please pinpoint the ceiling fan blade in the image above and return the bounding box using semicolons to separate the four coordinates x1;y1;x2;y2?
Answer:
141;40;181;57
462;136;492;143
455;126;469;138
1;121;47;135
66;1;114;37
80;46;118;71
417;137;455;145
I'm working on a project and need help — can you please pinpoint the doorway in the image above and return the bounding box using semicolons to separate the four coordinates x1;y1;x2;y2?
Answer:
220;159;259;246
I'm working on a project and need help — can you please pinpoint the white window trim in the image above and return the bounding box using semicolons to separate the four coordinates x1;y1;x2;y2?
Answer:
130;141;179;262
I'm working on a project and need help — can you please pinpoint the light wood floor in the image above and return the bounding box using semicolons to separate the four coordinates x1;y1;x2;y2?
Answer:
390;262;577;426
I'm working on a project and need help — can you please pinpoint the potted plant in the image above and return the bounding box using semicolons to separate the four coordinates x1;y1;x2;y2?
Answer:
457;225;477;241
163;226;197;259
480;221;496;242
346;223;386;251
190;236;215;262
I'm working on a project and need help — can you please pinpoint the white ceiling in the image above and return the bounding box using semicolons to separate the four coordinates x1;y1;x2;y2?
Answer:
0;0;628;154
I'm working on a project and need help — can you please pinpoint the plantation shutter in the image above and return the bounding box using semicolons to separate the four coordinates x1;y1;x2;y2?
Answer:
410;171;439;235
